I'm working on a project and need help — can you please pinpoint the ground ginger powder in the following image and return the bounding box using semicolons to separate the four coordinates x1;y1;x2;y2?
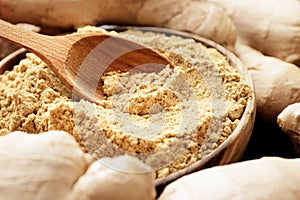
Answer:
0;28;251;178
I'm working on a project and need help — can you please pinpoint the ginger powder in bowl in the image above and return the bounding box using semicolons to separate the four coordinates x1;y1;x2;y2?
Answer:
0;26;255;186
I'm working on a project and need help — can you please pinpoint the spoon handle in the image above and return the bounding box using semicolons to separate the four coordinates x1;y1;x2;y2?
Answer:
0;19;67;66
0;19;48;49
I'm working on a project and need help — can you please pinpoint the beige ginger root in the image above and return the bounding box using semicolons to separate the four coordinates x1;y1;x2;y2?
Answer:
0;131;156;200
0;0;236;48
136;0;236;50
69;155;156;200
159;157;300;200
278;103;300;155
0;131;93;200
208;0;300;65
235;43;300;123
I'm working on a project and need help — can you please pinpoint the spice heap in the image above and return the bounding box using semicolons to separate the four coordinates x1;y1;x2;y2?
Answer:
0;27;251;178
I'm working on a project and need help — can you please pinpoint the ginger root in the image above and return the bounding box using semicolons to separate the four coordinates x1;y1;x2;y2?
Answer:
70;155;156;200
137;0;236;50
209;0;300;65
159;157;300;200
278;103;300;155
0;131;156;200
235;42;300;123
0;131;93;200
0;0;236;48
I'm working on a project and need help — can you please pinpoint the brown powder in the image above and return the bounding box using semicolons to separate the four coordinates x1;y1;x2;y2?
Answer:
0;27;251;178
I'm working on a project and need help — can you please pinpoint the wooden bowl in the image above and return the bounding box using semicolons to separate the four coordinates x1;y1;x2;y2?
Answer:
0;27;256;190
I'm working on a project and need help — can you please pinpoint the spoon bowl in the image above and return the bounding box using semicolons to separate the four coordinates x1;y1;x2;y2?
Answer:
0;20;174;102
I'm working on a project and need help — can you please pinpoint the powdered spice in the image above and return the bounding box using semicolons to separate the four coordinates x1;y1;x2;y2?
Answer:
0;27;251;178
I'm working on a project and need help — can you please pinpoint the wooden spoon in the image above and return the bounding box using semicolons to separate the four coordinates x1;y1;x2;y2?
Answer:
0;19;174;102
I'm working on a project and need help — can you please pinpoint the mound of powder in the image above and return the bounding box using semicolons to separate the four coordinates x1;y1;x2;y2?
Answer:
0;27;251;178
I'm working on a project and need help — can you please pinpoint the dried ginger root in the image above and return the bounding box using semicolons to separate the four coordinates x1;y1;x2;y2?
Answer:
159;157;300;200
278;103;300;155
0;0;236;49
69;155;156;200
136;0;236;50
0;131;93;200
235;42;300;123
0;131;156;200
208;0;300;65
211;0;300;124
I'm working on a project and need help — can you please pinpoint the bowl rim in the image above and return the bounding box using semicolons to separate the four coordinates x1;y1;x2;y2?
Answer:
0;26;256;187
